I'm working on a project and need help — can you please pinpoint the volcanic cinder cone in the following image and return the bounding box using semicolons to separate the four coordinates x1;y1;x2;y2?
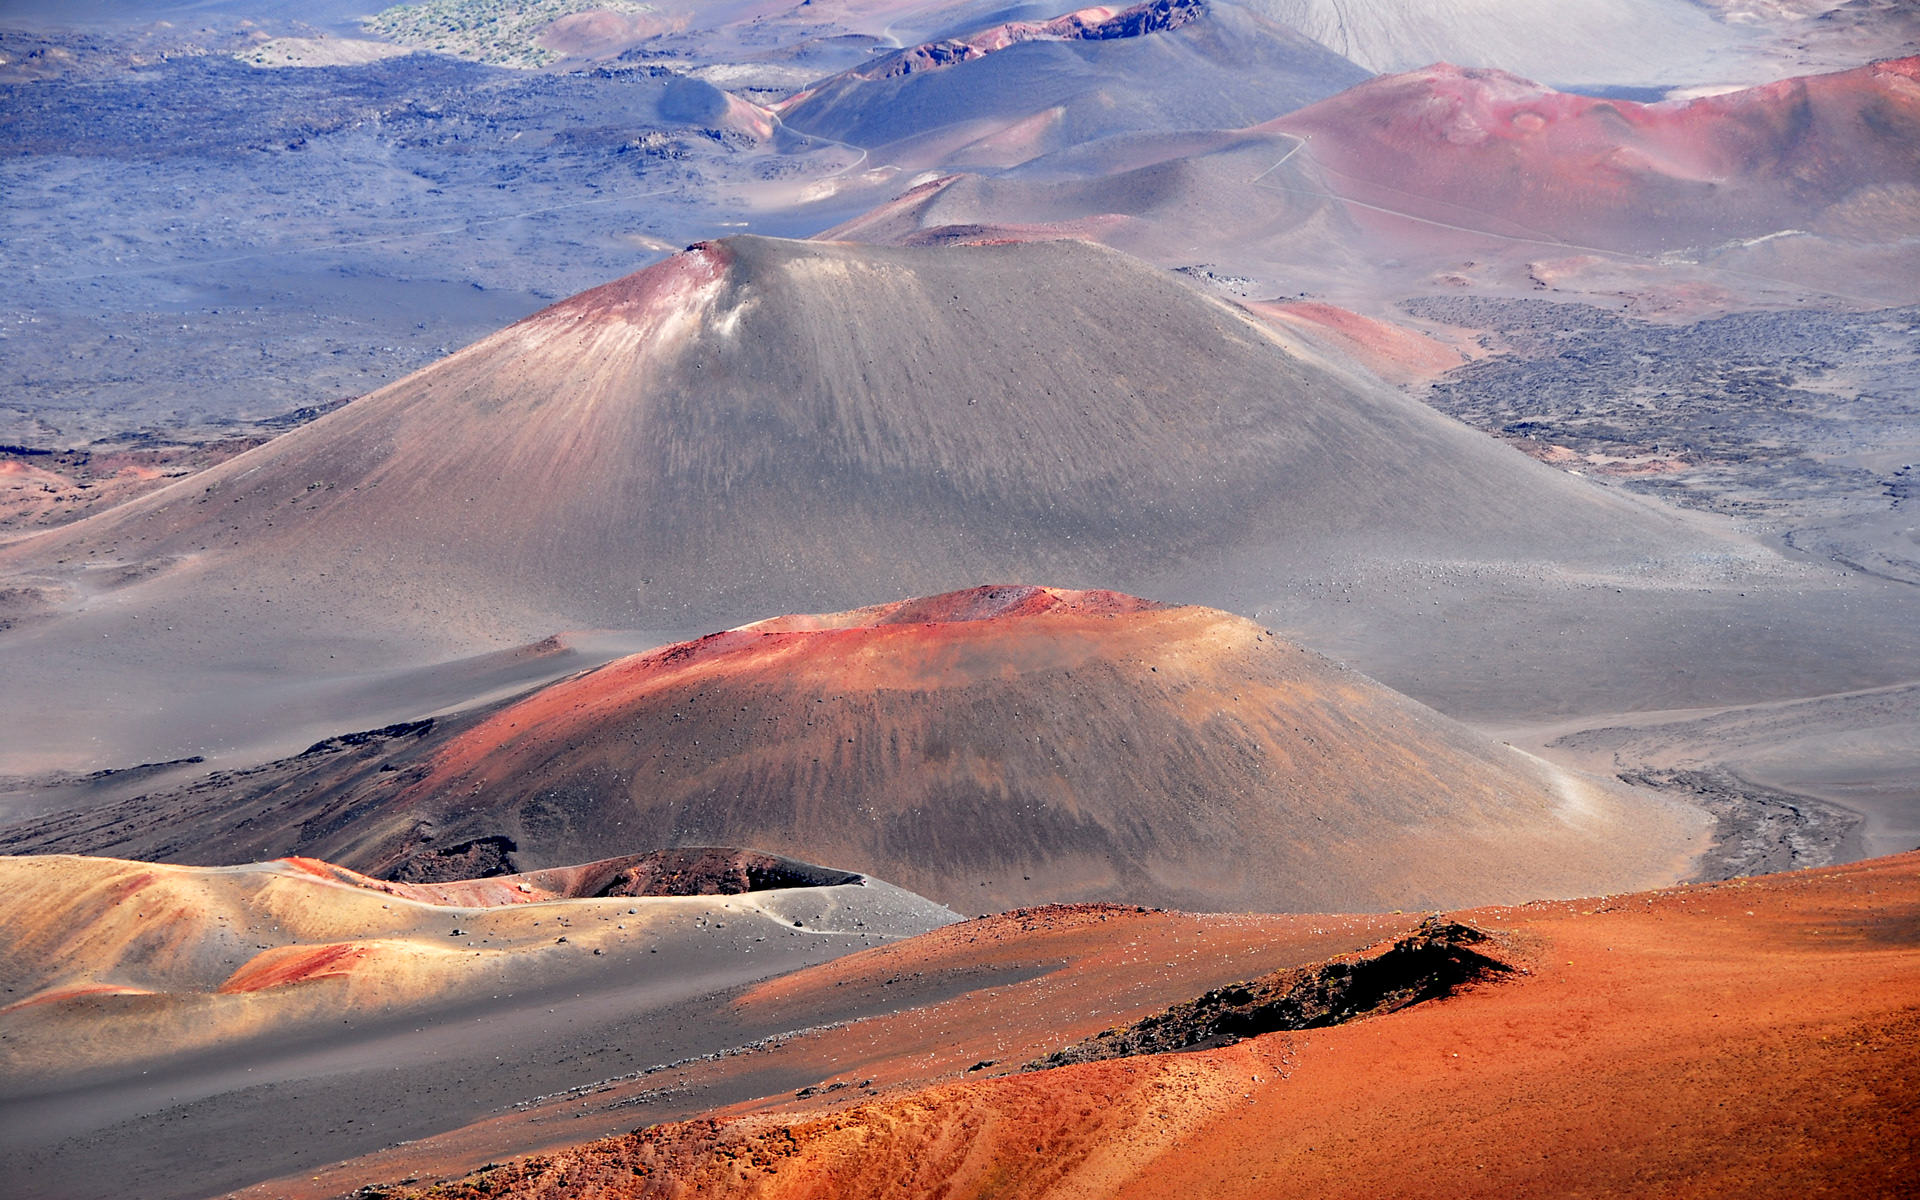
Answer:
1;232;1754;769
278;585;1708;914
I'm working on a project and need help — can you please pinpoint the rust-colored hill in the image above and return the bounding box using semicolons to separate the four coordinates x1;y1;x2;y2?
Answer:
1270;56;1920;253
371;850;1920;1200
207;585;1707;914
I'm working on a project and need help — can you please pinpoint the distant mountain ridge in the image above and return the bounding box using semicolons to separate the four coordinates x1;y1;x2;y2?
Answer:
775;0;1368;165
1270;55;1920;252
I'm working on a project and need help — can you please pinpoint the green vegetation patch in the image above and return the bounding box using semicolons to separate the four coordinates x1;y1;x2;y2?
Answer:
365;0;655;69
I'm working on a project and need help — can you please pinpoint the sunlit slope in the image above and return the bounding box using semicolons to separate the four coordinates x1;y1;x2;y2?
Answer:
1243;0;1754;86
0;850;956;1081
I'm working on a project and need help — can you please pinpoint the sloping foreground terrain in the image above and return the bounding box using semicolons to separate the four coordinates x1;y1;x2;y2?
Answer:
0;586;1708;914
368;850;1920;1200
0;855;1417;1200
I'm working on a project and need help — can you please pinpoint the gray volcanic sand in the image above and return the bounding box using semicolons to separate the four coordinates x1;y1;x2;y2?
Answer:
1506;681;1920;864
1245;0;1916;86
0;625;675;783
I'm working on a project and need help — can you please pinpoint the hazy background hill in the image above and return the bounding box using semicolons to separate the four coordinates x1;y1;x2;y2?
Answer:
777;0;1369;167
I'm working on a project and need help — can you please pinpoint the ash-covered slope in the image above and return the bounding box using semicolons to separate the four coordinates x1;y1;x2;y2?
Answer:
245;586;1705;914
0;234;1710;633
0;848;944;1080
775;0;1368;166
1271;57;1920;253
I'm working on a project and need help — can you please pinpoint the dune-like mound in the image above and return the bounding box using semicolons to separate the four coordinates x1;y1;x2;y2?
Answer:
1271;57;1920;252
0;850;955;1083
775;0;1367;166
252;585;1708;913
0;231;1750;770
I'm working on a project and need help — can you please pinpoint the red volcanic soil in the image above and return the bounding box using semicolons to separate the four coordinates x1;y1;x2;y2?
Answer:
1270;57;1920;252
235;903;1418;1199
0;982;153;1015
217;942;371;993
297;585;1702;913
0;437;265;536
382;850;1920;1200
1241;299;1469;384
745;582;1159;627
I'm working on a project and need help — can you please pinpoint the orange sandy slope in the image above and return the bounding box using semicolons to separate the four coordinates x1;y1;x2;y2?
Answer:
384;849;1920;1200
234;904;1417;1199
